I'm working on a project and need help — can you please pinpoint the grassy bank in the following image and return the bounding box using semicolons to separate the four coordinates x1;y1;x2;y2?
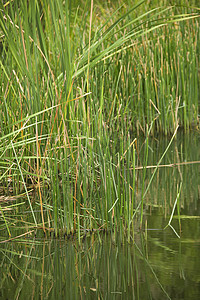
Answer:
0;0;199;237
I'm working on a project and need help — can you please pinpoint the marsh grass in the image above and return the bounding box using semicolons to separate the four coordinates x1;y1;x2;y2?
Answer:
0;0;199;237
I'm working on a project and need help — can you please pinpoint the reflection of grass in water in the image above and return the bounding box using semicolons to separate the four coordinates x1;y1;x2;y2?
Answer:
1;222;200;297
0;0;199;236
0;231;173;299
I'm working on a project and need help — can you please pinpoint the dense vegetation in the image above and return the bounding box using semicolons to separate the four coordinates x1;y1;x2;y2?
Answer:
0;0;199;238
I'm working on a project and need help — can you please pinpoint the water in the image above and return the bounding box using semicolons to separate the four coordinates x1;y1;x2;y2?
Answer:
0;131;199;299
0;225;200;299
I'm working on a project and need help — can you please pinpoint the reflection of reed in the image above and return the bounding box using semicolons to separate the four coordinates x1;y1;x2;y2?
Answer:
1;215;200;299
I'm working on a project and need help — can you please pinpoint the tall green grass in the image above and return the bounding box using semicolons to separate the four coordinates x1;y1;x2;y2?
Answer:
0;0;199;236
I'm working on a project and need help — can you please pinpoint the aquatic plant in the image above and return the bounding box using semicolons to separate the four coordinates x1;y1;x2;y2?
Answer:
0;0;199;237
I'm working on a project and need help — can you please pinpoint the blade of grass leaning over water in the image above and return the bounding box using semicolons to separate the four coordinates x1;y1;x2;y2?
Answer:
164;181;182;238
133;125;179;226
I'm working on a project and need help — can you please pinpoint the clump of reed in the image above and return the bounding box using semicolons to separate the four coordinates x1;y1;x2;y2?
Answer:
0;0;199;237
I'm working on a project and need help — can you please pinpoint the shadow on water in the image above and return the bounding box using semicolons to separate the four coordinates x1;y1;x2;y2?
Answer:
0;131;199;299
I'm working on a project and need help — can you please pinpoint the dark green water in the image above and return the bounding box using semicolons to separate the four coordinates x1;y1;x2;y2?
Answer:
0;225;200;300
0;131;199;299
